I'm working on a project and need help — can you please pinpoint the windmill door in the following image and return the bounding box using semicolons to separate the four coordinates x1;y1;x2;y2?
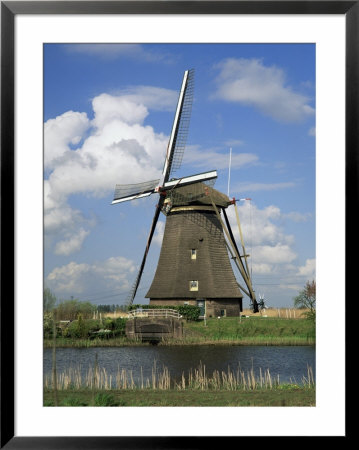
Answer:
197;300;206;318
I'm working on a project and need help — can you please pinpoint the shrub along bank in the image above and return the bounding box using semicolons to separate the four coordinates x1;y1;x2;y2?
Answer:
44;315;127;340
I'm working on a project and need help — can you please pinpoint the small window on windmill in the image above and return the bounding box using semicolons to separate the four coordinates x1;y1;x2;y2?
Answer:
191;249;197;260
190;280;198;291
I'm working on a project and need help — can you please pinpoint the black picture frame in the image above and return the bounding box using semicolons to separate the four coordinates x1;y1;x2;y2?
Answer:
1;1;353;447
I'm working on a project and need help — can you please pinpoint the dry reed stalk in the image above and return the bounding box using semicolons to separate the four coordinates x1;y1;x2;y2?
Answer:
122;369;127;390
181;372;186;390
130;370;135;390
44;363;315;393
116;368;121;389
152;361;157;390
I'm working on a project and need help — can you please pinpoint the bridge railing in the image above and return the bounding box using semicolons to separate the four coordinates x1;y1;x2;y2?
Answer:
128;309;181;319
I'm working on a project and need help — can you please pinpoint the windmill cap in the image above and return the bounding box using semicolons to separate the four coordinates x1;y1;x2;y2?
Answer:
166;183;231;208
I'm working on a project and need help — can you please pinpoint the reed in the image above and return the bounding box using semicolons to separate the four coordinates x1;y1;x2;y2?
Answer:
44;361;315;392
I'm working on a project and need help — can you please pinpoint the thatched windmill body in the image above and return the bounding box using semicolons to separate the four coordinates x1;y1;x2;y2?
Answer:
112;70;258;316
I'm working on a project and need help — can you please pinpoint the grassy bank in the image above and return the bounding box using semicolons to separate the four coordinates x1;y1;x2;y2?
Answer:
44;336;144;348
44;387;315;407
44;316;315;348
182;316;315;345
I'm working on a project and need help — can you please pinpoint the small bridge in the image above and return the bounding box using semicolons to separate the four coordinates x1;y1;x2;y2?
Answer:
125;309;184;344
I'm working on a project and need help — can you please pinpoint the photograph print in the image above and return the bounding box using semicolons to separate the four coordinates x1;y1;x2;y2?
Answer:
43;43;316;407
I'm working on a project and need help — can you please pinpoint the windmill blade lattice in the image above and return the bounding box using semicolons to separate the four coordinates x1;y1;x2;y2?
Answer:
113;179;160;203
168;68;194;177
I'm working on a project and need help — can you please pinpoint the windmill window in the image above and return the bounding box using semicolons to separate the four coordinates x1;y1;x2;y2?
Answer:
189;280;199;291
191;249;197;260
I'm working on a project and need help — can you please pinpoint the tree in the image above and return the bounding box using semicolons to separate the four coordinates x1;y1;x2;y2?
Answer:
54;299;96;320
294;280;316;312
43;287;57;312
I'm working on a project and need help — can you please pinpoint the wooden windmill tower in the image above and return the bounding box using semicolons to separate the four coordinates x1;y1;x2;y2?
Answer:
112;70;258;316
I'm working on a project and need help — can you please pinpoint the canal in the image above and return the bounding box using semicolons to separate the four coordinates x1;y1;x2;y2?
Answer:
44;345;315;387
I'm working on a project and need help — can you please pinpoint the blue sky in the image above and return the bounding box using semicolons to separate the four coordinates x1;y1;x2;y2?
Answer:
44;43;315;308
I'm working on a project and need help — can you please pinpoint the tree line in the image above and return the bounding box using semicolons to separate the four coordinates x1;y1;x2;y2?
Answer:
43;288;127;320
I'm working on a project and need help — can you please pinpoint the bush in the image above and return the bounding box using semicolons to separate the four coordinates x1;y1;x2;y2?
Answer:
112;318;127;336
64;318;102;339
94;393;120;406
177;305;200;321
61;317;128;339
43;312;54;339
54;299;96;320
61;396;87;406
43;399;55;406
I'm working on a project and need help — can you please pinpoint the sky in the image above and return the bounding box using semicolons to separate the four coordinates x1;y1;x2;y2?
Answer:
43;43;315;309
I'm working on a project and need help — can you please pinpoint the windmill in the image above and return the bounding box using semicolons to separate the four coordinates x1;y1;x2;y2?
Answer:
112;69;259;315
257;293;270;311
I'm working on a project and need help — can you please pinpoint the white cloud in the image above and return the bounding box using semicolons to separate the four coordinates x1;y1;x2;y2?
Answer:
250;263;273;275
54;228;90;256
225;202;315;305
213;58;315;122
92;94;149;128
226;202;296;278
116;86;178;112
228;202;294;247
283;211;312;222
297;258;316;278
252;244;296;264
44;91;171;255
46;256;136;298
308;126;316;136
153;220;165;246
44;111;90;169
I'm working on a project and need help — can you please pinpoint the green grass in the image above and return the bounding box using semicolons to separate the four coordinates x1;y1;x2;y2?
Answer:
43;387;315;407
178;317;315;345
44;317;315;348
43;336;146;348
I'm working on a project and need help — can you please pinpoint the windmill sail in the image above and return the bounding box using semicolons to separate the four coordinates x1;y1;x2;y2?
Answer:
119;70;195;306
124;203;161;307
160;69;195;185
112;171;217;205
112;179;160;204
